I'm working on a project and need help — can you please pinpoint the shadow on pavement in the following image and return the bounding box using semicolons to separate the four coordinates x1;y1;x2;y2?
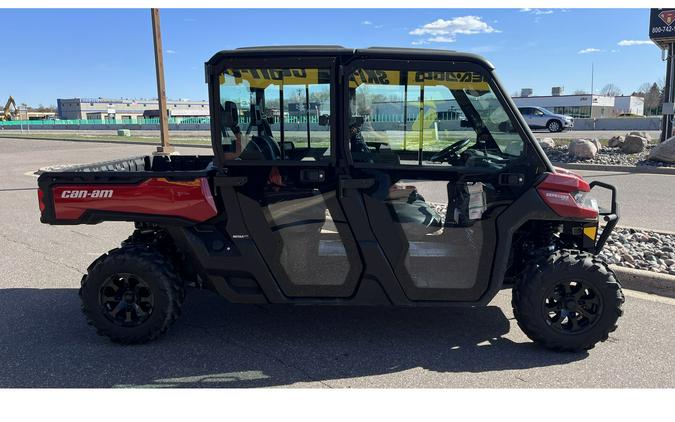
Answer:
0;288;587;388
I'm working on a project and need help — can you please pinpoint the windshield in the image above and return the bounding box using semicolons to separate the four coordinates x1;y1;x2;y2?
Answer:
348;68;526;167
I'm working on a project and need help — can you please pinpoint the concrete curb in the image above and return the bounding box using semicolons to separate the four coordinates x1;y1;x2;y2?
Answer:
554;162;675;175
610;265;675;298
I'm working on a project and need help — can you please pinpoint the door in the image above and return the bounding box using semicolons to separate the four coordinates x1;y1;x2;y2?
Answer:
214;58;363;298
519;107;535;127
531;107;548;128
343;60;541;302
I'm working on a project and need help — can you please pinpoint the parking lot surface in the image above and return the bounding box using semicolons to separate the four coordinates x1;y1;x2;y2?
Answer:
1;137;674;388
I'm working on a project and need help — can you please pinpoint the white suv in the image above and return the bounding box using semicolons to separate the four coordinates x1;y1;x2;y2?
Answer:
518;106;574;132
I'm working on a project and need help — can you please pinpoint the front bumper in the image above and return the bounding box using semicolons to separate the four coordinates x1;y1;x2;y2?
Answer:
588;180;619;254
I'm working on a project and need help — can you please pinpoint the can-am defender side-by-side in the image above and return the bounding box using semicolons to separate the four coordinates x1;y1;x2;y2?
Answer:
37;47;623;351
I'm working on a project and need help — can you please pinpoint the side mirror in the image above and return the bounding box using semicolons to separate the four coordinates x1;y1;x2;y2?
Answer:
222;101;238;128
319;114;330;126
460;119;471;128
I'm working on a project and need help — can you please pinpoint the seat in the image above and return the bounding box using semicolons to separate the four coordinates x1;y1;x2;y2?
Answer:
242;104;281;160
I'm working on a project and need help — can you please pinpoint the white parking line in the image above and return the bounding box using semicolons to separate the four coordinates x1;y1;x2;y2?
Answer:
624;289;675;306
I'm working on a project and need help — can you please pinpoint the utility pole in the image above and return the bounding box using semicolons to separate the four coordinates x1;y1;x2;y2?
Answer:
151;8;173;154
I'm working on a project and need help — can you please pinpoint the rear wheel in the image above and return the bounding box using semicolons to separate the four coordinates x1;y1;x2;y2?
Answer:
79;245;185;344
512;251;624;352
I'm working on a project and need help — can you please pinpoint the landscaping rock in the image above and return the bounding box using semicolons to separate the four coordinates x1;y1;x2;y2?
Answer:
590;138;602;151
568;138;597;159
608;135;624;148
648;136;675;163
629;131;653;144
542;143;675;168
621;134;647;154
598;227;675;275
538;137;556;149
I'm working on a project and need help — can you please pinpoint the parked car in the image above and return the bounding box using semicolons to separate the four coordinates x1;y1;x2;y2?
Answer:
37;46;622;352
518;106;574;132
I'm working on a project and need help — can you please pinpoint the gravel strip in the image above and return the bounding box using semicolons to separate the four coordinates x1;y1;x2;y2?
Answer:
542;144;675;168
599;227;675;275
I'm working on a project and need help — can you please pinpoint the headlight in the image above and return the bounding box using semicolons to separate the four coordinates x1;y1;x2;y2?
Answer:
574;191;599;213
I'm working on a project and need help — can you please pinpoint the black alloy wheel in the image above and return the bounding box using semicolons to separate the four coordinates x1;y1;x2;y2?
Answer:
542;279;602;334
99;273;155;327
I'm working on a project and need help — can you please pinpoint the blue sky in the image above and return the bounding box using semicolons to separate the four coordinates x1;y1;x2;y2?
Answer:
0;8;663;106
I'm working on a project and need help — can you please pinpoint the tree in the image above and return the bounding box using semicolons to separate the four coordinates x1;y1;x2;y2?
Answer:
573;89;588;95
631;82;663;115
599;83;622;96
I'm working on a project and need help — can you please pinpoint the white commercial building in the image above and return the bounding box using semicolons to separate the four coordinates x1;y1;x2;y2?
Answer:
613;96;645;116
512;94;644;118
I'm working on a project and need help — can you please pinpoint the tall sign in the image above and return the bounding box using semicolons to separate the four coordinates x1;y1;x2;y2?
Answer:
650;9;675;46
650;8;675;142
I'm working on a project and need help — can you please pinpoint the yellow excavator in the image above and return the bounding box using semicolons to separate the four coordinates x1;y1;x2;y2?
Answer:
1;96;18;121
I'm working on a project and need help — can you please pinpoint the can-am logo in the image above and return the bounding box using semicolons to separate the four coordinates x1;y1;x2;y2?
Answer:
659;10;675;25
60;189;113;199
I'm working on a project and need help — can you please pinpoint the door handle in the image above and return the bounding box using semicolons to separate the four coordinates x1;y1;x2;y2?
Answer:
339;177;375;198
299;168;326;183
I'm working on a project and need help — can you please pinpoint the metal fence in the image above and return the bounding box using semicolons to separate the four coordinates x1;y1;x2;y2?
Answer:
0;113;433;128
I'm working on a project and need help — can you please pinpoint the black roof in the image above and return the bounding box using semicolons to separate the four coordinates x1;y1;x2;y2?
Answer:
205;45;494;69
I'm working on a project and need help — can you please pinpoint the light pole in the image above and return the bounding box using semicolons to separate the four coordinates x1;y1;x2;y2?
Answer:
151;8;172;154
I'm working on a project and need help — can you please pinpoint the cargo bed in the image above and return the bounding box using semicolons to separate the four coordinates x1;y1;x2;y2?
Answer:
37;154;218;225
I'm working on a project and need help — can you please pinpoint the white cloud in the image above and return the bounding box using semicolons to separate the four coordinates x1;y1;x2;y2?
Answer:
521;8;554;15
166;49;177;54
409;16;499;44
578;48;602;54
428;36;455;43
374;25;383;29
361;20;372;25
411;40;428;45
618;40;653;46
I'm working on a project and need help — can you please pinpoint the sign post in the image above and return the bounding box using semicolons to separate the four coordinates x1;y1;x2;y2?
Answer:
151;8;173;154
649;8;675;143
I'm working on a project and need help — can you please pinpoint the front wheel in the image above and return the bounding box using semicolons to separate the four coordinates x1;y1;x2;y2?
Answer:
512;251;624;352
79;245;185;344
547;119;562;132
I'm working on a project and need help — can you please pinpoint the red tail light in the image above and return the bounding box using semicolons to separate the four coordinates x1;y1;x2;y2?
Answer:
37;188;45;213
537;172;598;219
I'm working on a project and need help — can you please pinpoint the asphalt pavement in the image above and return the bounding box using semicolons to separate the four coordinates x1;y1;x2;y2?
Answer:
0;136;674;388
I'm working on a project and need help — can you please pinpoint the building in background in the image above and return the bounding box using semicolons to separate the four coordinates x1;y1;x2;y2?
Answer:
614;96;645;115
512;93;645;118
56;98;209;121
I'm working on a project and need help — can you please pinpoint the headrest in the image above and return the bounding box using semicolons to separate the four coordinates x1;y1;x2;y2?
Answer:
221;101;238;128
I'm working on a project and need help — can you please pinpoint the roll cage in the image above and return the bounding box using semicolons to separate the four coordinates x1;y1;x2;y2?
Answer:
204;46;555;173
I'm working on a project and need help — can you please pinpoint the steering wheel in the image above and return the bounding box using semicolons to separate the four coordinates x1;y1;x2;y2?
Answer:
429;138;472;163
